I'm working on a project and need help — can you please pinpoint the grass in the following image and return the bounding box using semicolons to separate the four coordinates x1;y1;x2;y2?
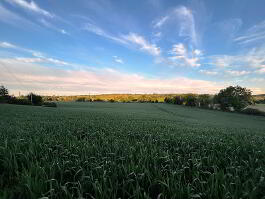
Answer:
0;102;265;199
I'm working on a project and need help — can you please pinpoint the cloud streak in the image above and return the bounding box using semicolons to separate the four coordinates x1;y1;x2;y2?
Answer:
122;33;161;56
153;6;198;46
234;20;265;45
5;0;53;18
84;23;160;56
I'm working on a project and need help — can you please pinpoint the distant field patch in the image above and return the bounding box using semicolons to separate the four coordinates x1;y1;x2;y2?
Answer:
248;104;265;112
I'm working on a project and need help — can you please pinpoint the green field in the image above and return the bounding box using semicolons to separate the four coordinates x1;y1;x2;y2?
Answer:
0;102;265;199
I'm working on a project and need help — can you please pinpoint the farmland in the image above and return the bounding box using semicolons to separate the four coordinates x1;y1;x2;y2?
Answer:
0;102;265;199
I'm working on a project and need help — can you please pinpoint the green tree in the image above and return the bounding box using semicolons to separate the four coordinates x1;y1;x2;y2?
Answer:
215;86;253;111
184;94;197;106
27;93;43;105
0;85;8;96
198;94;212;107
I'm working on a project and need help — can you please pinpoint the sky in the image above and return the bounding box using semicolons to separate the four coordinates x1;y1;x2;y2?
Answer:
0;0;265;95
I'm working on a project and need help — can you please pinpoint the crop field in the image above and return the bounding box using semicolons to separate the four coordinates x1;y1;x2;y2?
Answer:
0;102;265;199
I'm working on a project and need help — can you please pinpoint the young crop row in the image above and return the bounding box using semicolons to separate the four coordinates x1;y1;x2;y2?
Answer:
0;103;265;199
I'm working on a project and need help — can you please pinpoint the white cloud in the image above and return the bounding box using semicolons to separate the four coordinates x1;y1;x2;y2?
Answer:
122;33;161;56
14;57;70;66
168;43;201;67
61;29;68;35
83;23;127;44
199;70;218;75
225;70;251;76
113;56;124;64
0;58;229;95
0;41;71;67
83;23;161;56
5;0;53;18
152;6;198;47
175;6;197;46
255;68;265;74
153;16;169;28
0;42;17;48
0;4;38;28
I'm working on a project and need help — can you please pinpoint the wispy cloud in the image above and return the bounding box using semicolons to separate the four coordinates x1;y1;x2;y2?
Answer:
0;41;71;67
15;57;70;66
122;33;161;56
153;6;198;46
0;4;38;28
5;0;53;18
175;6;197;46
84;23;160;56
225;70;251;77
83;23;127;44
39;18;69;35
0;42;17;48
209;46;265;70
199;70;218;75
153;16;169;28
168;43;202;67
234;20;265;45
113;56;124;64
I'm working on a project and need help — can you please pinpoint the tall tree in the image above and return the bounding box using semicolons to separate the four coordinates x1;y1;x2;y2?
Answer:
215;86;253;111
0;85;8;96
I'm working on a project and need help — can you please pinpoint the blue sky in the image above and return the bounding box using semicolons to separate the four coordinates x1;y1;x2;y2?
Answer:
0;0;265;95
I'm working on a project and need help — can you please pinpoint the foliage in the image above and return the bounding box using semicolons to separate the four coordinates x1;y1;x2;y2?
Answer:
76;97;86;102
0;85;8;96
215;86;253;111
184;94;197;106
197;94;212;107
27;93;43;105
7;96;32;105
0;102;265;199
172;96;184;105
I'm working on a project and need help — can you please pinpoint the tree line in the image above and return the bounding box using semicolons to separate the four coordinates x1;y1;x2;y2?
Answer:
1;85;264;115
0;86;56;107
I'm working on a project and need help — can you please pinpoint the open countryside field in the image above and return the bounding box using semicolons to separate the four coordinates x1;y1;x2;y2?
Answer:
248;104;265;112
1;102;265;199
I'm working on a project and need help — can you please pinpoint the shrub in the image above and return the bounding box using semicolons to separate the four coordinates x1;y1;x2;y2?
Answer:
42;102;57;107
164;97;172;103
172;96;184;105
241;108;265;116
198;94;212;107
27;93;43;105
93;99;104;102
184;94;197;107
8;97;32;105
76;97;86;102
109;99;115;103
